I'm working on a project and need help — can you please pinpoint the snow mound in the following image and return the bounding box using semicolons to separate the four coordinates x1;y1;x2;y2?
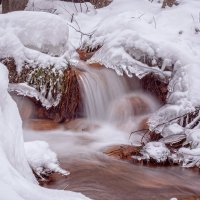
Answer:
133;142;170;163
0;11;69;72
0;11;69;55
24;141;70;180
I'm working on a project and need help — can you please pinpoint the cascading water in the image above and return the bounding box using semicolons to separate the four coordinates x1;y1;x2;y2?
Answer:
77;62;130;120
77;62;159;132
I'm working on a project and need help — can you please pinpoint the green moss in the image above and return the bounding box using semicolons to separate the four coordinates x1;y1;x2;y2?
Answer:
27;67;65;101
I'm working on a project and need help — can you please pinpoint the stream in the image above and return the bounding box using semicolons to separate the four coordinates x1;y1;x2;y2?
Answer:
24;63;200;200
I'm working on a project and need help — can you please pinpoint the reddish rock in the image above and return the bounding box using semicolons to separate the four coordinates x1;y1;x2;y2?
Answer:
138;117;149;130
103;144;140;161
141;73;168;104
88;63;104;70
76;49;94;61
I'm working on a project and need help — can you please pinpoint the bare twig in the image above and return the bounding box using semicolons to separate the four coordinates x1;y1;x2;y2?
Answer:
130;107;200;143
129;128;149;140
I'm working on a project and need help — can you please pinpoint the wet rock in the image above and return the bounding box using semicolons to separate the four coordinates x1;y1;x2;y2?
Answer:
88;63;104;70
141;73;168;104
138;117;149;130
11;94;34;121
129;96;150;115
103;144;140;161
23;119;60;131
110;95;151;122
76;49;94;61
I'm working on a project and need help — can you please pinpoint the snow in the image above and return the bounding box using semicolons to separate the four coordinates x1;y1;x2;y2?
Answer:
24;141;70;179
1;0;200;171
162;123;184;137
178;147;200;168
8;83;61;108
26;0;94;16
133;142;170;163
185;129;200;149
0;63;91;200
0;11;69;72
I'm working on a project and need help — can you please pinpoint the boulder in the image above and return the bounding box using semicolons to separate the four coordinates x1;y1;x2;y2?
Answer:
103;144;140;161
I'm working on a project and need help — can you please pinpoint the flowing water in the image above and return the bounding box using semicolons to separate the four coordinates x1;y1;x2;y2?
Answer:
24;63;200;200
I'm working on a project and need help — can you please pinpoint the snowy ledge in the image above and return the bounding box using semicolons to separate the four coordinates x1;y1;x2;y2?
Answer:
8;83;61;109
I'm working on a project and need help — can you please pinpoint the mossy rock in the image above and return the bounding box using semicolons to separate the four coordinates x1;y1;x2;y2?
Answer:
1;58;83;122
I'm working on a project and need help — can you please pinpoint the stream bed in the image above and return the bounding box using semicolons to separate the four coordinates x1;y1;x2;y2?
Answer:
24;128;200;200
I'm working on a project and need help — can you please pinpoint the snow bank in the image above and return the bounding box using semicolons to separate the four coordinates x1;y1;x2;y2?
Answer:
0;11;69;72
0;63;90;200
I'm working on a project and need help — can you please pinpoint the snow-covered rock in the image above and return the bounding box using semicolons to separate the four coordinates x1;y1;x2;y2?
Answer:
0;11;69;56
0;11;69;72
24;141;70;179
186;129;200;149
162;123;184;137
178;147;200;168
172;129;200;168
133;142;170;163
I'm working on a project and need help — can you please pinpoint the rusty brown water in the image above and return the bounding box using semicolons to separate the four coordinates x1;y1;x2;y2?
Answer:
24;129;200;200
43;154;200;200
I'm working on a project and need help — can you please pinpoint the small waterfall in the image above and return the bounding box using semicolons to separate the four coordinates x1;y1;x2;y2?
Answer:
78;62;131;120
77;61;159;134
